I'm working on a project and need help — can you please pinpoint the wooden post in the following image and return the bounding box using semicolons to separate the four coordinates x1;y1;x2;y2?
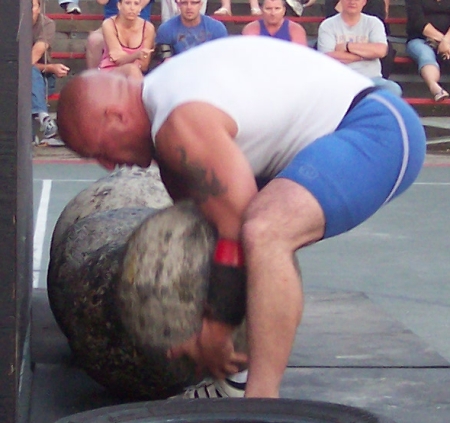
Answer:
0;0;33;421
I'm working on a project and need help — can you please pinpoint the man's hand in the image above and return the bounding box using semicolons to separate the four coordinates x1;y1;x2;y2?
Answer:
335;42;346;52
168;318;248;379
49;63;70;78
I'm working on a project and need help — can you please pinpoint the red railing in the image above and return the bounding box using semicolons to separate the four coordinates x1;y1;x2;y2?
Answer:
49;13;448;107
46;13;407;25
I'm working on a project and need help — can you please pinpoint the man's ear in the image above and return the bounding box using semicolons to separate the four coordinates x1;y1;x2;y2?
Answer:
104;105;127;126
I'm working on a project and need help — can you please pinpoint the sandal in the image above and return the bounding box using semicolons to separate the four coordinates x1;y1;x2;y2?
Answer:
214;6;232;15
434;89;449;102
250;7;262;15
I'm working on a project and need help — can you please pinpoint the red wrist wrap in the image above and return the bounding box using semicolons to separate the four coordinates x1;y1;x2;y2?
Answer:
213;239;244;267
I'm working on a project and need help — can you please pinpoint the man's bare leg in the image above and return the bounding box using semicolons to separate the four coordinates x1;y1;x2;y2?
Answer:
241;178;326;398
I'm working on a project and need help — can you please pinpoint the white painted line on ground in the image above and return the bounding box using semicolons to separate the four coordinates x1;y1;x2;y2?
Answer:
33;179;98;182
33;271;41;289
427;138;450;145
33;179;52;288
414;182;450;185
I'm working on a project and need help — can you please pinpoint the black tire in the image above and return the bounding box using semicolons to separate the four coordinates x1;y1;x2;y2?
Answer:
54;398;396;423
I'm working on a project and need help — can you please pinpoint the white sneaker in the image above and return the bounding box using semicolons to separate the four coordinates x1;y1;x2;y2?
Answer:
41;116;58;139
286;0;304;16
64;2;82;14
172;378;245;399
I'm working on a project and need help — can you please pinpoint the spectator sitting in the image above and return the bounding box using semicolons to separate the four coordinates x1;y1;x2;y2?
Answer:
324;0;396;78
32;0;69;142
58;0;81;14
317;0;402;96
325;0;388;24
405;0;450;102
86;0;154;69
155;0;227;61
99;0;155;79
242;0;307;45
161;0;207;23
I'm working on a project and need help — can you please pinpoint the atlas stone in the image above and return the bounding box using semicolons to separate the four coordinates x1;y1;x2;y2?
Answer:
118;201;246;355
47;166;246;400
50;165;173;251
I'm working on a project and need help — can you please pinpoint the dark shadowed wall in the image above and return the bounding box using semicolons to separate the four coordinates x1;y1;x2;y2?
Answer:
0;0;33;422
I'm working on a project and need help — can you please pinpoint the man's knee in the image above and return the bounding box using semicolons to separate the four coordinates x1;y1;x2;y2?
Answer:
241;192;293;251
32;66;45;95
241;210;274;251
242;180;326;251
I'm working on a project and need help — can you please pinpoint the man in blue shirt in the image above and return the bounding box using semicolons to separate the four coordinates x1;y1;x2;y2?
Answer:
155;0;227;59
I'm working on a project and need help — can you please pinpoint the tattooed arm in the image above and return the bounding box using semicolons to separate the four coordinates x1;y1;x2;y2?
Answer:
156;102;256;377
154;102;258;240
156;102;257;377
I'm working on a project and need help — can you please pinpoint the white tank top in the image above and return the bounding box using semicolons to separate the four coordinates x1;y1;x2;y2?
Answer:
142;36;373;179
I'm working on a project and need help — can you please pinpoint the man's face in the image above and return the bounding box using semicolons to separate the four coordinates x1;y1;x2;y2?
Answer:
262;0;286;25
74;128;151;171
177;0;202;22
340;0;366;15
118;0;142;20
78;119;152;171
32;0;40;24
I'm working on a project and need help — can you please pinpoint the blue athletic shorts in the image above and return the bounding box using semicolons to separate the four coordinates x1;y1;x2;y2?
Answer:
276;89;426;239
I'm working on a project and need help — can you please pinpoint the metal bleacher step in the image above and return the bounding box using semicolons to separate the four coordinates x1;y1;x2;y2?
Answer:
43;0;450;118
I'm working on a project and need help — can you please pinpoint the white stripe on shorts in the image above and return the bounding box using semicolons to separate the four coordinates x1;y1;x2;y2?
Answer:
370;93;410;205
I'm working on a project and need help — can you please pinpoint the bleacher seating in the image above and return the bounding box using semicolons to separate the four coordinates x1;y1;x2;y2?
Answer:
43;1;450;111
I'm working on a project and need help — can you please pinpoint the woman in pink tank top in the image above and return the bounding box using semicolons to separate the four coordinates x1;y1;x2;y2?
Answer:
99;0;155;79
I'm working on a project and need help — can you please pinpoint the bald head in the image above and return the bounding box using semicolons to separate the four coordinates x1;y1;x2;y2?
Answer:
57;70;119;154
57;70;153;169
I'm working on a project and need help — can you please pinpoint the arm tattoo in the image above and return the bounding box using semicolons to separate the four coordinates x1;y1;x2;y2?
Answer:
176;146;227;204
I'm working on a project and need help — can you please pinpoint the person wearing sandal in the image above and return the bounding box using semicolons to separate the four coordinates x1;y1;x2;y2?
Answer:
405;0;450;102
213;0;262;17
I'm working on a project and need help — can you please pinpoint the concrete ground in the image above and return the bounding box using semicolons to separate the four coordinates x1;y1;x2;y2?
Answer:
30;154;450;423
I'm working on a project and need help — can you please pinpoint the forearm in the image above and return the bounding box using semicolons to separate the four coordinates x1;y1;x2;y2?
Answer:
107;48;140;65
345;42;387;59
205;239;247;326
34;62;50;73
423;23;449;42
326;50;362;64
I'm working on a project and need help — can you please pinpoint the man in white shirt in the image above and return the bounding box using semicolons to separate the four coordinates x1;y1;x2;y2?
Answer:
317;0;401;96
